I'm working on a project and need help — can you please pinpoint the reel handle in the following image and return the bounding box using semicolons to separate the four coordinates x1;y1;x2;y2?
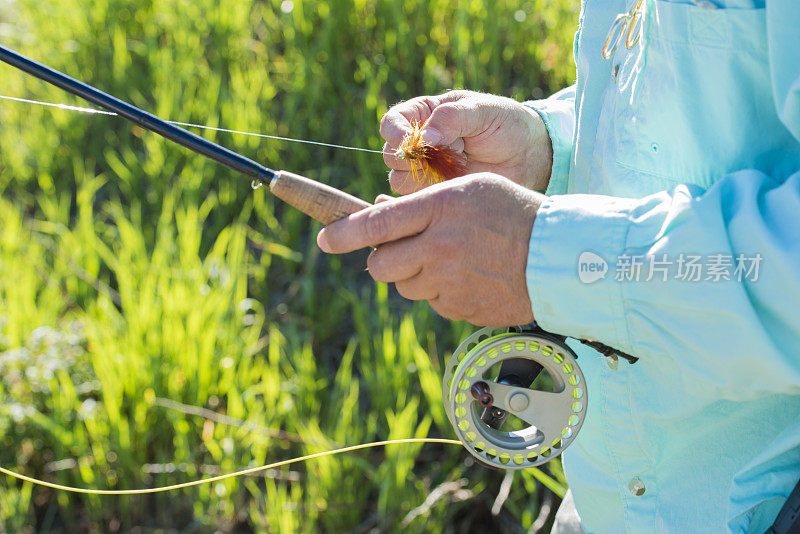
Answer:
270;170;372;225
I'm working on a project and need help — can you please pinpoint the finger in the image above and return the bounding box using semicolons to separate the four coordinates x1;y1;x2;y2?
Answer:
380;95;444;147
366;240;423;283
430;295;478;323
389;169;431;195
395;274;438;302
383;142;413;171
317;191;436;253
424;98;491;147
374;194;394;204
428;296;462;321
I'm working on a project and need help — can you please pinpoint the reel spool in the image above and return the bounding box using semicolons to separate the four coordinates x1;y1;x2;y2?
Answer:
443;326;587;469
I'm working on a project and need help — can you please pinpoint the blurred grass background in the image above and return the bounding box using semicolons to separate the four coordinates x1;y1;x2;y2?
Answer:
0;0;578;531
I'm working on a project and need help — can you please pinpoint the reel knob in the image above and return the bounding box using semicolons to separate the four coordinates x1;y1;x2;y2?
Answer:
470;381;494;407
442;327;587;469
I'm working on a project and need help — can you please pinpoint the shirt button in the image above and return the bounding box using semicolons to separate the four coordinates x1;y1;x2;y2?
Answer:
629;477;646;496
606;354;619;370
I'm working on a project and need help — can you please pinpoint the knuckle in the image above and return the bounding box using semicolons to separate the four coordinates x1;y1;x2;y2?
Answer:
483;172;506;185
431;186;459;211
363;209;390;245
469;171;497;186
442;89;472;102
462;172;505;196
431;102;459;127
460;306;482;325
432;186;469;222
467;302;491;325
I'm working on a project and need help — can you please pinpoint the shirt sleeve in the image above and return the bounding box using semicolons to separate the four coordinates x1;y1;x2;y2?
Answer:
524;85;576;196
525;2;800;398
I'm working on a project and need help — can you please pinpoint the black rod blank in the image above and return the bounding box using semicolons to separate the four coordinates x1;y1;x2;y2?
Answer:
0;44;275;184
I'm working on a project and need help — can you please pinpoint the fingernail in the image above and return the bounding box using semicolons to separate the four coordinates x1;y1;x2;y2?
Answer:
420;128;442;146
317;230;331;253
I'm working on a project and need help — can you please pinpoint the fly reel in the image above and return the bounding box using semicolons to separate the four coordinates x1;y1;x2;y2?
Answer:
442;325;587;469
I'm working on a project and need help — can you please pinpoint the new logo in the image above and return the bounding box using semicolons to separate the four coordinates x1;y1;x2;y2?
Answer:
578;252;608;284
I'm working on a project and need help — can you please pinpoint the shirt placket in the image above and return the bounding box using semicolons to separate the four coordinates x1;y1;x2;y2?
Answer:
601;358;658;533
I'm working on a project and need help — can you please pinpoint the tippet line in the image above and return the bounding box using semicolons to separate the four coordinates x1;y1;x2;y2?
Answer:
0;94;386;154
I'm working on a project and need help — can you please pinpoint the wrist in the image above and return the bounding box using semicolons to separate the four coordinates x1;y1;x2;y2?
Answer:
521;105;554;191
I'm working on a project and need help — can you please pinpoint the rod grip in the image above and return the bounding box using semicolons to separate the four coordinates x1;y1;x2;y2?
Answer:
269;170;372;225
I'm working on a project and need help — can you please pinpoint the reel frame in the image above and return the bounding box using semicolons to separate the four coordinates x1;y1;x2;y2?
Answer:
443;326;587;469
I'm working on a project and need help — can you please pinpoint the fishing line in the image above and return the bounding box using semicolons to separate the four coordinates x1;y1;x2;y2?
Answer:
0;93;461;498
0;94;386;154
0;438;462;495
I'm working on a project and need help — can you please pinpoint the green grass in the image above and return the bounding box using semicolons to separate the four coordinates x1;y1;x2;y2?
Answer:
0;0;578;531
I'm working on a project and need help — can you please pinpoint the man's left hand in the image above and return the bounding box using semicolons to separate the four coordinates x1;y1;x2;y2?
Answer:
317;173;542;326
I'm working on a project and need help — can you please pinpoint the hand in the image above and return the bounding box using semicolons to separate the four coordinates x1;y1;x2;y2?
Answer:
317;173;543;326
381;90;553;194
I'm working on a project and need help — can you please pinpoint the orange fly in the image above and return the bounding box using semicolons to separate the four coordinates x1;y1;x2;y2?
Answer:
395;120;468;187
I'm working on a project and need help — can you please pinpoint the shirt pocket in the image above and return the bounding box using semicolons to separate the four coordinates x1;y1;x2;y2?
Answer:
611;1;780;189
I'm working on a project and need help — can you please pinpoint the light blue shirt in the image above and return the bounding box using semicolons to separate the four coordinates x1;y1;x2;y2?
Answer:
525;0;800;532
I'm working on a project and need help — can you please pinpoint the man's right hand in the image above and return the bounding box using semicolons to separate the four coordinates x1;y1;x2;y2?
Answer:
380;90;553;194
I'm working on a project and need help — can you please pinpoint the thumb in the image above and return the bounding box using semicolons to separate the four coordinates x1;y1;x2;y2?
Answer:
424;98;490;147
317;191;435;253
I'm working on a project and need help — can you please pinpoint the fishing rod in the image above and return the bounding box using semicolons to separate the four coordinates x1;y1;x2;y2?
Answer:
0;44;371;225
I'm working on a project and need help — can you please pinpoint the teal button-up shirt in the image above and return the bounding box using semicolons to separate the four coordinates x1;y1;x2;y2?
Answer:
526;1;800;532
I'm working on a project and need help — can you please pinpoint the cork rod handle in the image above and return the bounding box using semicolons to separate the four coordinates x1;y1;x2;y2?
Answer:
269;171;372;225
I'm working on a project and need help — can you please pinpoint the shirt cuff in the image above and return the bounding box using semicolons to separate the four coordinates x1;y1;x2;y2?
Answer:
527;194;639;350
524;90;575;196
